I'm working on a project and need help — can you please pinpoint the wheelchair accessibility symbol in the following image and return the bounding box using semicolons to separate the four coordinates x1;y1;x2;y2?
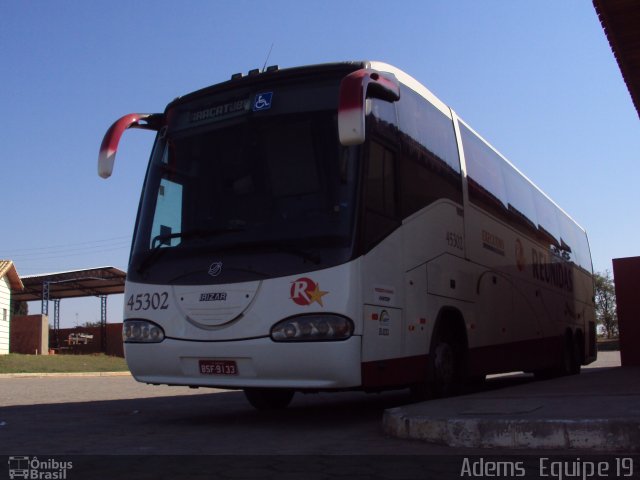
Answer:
253;92;273;111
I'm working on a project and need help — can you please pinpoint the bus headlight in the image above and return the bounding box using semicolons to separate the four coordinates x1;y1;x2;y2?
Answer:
271;314;354;342
123;320;165;343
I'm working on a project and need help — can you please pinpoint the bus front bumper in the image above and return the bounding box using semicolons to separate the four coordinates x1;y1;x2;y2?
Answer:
124;336;362;390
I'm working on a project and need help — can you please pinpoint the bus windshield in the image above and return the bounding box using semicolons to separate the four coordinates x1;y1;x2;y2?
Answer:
128;110;359;285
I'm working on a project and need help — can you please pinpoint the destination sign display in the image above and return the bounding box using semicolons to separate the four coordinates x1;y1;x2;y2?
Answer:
190;98;251;124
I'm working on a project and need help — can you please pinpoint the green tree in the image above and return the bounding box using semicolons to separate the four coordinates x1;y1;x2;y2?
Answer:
10;299;28;316
80;321;102;328
594;270;618;338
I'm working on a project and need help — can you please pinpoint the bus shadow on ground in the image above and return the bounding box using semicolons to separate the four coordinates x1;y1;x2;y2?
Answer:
0;373;544;456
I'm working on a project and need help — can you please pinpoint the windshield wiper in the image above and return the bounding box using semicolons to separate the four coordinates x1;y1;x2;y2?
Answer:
166;240;323;283
222;240;322;265
136;227;246;274
153;227;247;248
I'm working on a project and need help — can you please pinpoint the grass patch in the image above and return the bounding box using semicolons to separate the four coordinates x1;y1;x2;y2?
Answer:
0;353;129;374
597;337;620;351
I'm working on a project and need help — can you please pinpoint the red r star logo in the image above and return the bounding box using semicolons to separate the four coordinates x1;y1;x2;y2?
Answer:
290;277;329;307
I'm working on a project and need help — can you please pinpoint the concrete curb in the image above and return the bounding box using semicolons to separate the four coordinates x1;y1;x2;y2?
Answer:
382;363;640;451
382;409;640;451
0;371;132;379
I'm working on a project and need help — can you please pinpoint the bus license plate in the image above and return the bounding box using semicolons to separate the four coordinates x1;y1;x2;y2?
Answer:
199;360;238;376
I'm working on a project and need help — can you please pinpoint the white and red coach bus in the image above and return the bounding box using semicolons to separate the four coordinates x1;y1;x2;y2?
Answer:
99;61;596;409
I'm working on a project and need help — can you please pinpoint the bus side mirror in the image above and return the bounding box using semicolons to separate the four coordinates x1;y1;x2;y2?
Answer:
338;69;400;146
98;113;164;178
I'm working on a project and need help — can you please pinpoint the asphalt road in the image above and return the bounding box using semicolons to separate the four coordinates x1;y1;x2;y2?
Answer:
0;352;626;479
1;376;457;456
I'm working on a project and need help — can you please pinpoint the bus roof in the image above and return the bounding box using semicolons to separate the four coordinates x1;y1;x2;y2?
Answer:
164;60;586;234
168;61;367;109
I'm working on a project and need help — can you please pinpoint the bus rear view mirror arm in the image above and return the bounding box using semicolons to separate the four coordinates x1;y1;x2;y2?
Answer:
98;113;164;179
338;69;400;146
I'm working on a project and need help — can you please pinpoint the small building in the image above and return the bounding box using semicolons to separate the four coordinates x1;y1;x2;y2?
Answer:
0;260;24;354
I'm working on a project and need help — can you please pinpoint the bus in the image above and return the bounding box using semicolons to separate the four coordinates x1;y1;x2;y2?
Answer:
99;61;596;409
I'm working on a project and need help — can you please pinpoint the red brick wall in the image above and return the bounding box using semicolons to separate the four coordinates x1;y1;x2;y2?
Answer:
10;315;49;355
53;323;124;357
613;257;640;367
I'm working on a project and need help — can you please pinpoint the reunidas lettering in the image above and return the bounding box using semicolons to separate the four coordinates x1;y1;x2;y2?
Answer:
531;249;574;292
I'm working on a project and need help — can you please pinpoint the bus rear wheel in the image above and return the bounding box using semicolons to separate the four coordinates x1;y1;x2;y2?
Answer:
244;388;294;410
534;332;581;379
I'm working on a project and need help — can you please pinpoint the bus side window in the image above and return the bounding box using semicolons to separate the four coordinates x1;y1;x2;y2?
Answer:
364;141;398;249
460;123;509;222
535;194;562;250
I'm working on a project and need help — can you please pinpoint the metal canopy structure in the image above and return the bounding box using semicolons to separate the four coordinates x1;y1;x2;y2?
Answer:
11;266;126;350
12;266;126;302
594;0;640;119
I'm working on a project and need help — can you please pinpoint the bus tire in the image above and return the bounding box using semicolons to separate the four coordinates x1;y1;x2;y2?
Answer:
534;332;578;379
468;374;486;389
560;331;579;376
570;332;583;375
426;318;467;398
573;330;585;375
244;388;294;410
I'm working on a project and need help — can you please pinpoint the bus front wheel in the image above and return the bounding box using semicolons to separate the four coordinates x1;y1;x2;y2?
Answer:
430;336;465;397
412;323;466;400
244;388;294;410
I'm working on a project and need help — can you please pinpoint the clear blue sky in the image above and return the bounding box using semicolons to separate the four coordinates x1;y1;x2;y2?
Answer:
1;1;638;327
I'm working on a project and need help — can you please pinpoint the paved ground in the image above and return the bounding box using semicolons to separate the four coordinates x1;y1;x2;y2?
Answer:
0;351;635;479
383;351;640;452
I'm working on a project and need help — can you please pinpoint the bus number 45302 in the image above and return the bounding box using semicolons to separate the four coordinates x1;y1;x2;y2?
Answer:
127;292;169;311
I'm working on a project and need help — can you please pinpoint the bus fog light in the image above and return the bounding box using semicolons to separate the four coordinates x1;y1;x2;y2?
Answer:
123;320;165;343
271;315;353;342
283;323;297;338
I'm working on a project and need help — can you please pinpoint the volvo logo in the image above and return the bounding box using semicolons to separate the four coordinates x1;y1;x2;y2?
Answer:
208;261;223;277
